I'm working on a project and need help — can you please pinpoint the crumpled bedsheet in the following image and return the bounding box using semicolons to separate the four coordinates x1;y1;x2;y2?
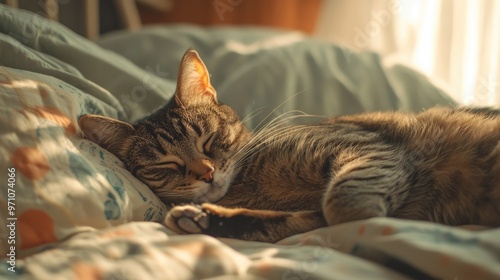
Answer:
2;218;499;280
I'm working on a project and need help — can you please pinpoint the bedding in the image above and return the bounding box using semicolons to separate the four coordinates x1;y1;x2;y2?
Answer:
0;4;499;280
97;25;458;127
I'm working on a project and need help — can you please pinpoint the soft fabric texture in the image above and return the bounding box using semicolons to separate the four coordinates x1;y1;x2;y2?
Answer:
0;66;168;258
0;5;175;123
3;218;499;279
2;5;497;280
0;5;170;258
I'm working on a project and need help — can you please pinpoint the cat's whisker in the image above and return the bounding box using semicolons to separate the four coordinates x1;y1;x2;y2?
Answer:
253;109;311;133
252;90;308;132
232;125;312;168
231;123;309;162
241;107;267;125
230;123;295;162
233;133;309;169
258;111;323;136
236;111;313;152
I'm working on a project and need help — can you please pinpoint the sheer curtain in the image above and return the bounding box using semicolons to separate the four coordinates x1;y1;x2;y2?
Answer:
314;0;500;106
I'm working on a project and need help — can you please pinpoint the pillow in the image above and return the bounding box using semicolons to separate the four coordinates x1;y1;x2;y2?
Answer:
0;5;170;257
0;4;175;123
98;25;458;129
0;66;168;258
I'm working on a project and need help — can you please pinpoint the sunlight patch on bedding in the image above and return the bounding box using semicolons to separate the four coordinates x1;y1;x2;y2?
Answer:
225;33;305;54
6;79;39;90
11;146;50;181
246;248;280;259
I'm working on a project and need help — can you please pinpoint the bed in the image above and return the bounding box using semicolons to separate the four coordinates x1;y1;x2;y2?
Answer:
1;5;499;280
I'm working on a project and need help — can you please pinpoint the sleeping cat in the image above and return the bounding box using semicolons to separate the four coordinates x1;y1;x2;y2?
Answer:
79;49;500;242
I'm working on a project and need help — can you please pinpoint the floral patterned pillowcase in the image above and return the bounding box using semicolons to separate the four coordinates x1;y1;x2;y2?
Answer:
0;66;167;258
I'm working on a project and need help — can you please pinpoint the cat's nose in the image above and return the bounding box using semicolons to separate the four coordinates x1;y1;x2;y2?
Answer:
198;167;214;183
199;167;214;183
193;159;215;183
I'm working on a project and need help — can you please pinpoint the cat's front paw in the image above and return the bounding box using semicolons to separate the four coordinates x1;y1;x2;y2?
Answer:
164;204;210;234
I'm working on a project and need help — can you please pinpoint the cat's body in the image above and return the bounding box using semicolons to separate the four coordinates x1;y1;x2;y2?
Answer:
222;109;500;220
79;50;500;242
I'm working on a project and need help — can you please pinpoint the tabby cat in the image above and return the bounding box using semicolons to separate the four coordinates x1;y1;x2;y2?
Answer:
79;49;500;242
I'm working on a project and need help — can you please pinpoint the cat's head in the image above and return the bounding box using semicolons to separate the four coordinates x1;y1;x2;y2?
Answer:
79;49;250;204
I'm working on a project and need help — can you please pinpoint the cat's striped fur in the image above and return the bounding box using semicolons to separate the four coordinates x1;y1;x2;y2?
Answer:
79;50;500;242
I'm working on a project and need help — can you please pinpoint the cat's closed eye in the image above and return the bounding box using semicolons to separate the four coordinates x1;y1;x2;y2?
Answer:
200;132;216;155
155;155;185;171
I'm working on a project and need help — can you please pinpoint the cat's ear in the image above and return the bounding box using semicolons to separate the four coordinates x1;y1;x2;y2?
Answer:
174;49;217;107
78;114;135;157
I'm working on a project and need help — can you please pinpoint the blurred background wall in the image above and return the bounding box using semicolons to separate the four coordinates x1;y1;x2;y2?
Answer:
138;0;322;34
2;0;498;106
0;0;322;36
